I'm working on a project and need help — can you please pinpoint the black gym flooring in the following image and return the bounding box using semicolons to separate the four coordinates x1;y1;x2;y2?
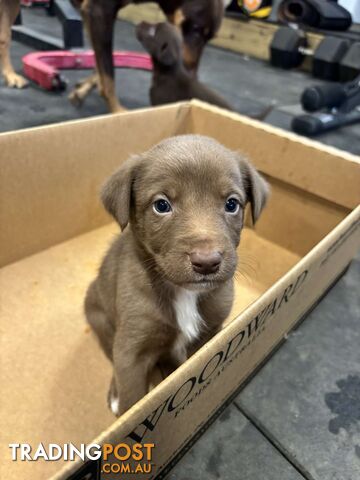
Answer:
1;7;360;480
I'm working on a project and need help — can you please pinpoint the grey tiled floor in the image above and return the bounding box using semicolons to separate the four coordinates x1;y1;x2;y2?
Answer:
167;404;303;480
1;9;359;480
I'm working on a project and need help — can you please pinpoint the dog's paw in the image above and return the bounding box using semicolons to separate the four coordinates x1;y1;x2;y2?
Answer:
107;379;121;417
68;89;84;108
110;393;120;416
68;75;98;107
4;72;28;88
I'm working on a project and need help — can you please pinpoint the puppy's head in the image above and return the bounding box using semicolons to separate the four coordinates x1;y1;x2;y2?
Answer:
102;135;269;291
136;22;182;68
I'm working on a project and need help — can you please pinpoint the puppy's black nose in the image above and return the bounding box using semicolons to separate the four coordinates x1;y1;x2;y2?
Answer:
190;251;222;275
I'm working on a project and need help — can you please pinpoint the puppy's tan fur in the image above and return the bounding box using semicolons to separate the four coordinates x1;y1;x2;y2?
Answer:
85;135;269;416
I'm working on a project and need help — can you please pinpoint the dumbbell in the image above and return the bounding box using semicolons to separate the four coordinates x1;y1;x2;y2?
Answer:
339;42;360;82
278;0;352;31
270;26;350;80
292;79;360;136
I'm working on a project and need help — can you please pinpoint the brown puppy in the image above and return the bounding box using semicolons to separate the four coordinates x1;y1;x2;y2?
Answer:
136;21;232;110
69;0;227;111
85;135;269;416
0;0;28;88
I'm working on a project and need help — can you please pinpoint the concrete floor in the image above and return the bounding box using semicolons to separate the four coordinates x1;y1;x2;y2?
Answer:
1;8;360;480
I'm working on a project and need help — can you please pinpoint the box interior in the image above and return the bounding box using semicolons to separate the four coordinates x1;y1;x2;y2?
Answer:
0;103;356;480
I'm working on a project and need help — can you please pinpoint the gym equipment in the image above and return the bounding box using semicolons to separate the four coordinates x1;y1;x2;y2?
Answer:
292;76;360;135
312;36;350;81
278;0;352;31
22;51;152;91
270;26;350;80
301;84;347;112
339;43;360;82
12;0;83;50
227;0;273;18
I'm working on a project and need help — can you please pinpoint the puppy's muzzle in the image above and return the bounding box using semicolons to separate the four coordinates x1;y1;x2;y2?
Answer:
190;250;222;275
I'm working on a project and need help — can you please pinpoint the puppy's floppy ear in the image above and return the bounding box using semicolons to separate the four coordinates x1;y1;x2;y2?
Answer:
237;156;269;224
101;155;142;230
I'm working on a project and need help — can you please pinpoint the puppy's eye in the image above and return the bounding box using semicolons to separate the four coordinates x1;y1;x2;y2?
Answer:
153;198;172;214
225;198;240;214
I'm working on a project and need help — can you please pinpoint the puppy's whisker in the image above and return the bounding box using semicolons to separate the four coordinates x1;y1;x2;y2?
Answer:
237;262;259;275
234;269;253;285
238;253;258;266
237;254;258;278
237;263;257;279
141;258;158;268
236;262;254;277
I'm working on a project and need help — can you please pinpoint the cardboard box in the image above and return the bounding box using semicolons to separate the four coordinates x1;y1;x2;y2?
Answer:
0;101;359;480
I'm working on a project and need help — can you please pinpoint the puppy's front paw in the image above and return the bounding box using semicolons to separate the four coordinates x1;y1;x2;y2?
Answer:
4;72;28;88
107;379;121;417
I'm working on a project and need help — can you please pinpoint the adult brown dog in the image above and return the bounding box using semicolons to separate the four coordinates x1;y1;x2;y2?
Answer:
136;21;232;110
0;0;227;110
69;0;228;111
85;135;269;416
0;0;28;88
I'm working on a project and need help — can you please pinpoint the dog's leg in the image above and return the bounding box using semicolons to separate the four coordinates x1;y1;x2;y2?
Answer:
85;281;115;361
110;330;158;416
68;0;98;107
68;72;98;107
0;0;28;88
81;0;124;113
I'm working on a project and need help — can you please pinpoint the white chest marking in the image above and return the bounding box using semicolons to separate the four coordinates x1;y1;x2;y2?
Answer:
173;288;203;343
